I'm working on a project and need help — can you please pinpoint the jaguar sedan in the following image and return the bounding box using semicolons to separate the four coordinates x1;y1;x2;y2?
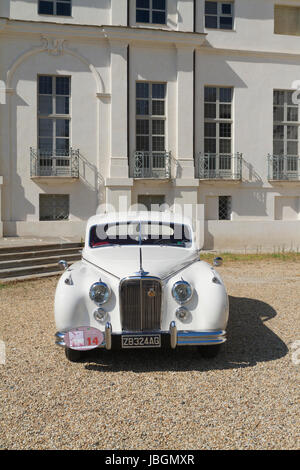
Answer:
54;211;229;361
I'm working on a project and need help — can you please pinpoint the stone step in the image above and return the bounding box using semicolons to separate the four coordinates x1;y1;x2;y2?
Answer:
0;271;62;283
0;242;83;255
0;261;77;279
0;253;81;270
0;246;82;262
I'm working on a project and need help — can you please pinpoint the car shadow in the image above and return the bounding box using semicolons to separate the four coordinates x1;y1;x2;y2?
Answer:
83;296;288;373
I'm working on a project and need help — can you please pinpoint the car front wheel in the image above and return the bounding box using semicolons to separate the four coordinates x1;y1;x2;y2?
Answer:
65;347;85;362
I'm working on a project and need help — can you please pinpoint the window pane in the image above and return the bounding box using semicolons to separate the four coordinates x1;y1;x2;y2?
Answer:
136;135;149;151
56;138;69;154
136;100;149;115
152;120;165;135
152;11;166;24
204;139;216;153
38;96;52;115
273;106;284;122
204;103;216;118
152;83;165;99
273;141;284;155
220;104;231;119
136;119;149;135
220;139;231;153
136;0;149;8
205;16;218;28
56;77;70;95
204;122;216;137
287;141;298;155
205;87;217;102
273;90;284;105
287;125;298;140
39;76;52;95
222;3;232;14
152;136;164;151
56;119;69;137
153;0;165;9
56;96;69;114
220;88;232;102
286;91;295;105
39;138;53;154
39;1;54;15
136;83;149;98
56;3;71;16
220;16;233;29
39;119;53;137
205;1;218;15
136;9;150;23
287;107;298;122
220;123;231;137
273;125;284;139
152;100;165;115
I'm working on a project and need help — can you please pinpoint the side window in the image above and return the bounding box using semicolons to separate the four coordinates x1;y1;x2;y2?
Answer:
38;0;72;17
205;1;234;30
136;0;166;25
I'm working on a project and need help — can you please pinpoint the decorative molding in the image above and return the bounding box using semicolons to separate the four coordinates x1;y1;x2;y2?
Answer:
41;36;66;56
96;92;111;101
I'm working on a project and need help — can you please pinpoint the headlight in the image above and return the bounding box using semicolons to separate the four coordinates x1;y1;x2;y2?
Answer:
89;282;111;304
172;280;193;304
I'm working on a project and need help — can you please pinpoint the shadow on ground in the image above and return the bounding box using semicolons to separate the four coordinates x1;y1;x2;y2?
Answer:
83;296;288;373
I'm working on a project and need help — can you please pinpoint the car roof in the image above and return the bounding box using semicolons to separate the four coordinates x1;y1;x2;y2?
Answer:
86;211;193;228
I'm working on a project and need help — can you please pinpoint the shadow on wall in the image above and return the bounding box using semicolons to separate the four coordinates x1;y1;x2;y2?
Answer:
82;295;287;373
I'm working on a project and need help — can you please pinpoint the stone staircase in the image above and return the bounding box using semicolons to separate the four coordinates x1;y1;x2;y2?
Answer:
0;242;83;282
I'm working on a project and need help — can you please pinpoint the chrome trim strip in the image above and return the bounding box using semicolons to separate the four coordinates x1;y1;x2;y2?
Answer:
161;257;200;282
105;322;112;350
82;257;121;280
176;330;226;346
170;321;177;349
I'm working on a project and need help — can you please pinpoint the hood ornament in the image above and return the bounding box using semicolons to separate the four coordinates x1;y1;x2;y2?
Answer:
135;221;149;277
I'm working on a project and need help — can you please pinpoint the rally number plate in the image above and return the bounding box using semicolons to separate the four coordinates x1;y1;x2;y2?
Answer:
121;334;161;349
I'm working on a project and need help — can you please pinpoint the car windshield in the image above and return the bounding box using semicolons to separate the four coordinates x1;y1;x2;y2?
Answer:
89;222;192;248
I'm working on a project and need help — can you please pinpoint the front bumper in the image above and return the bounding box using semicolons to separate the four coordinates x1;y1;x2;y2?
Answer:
55;321;226;350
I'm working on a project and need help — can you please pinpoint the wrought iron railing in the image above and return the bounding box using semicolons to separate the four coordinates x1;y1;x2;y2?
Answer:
30;148;79;178
195;153;242;180
268;155;300;181
130;151;171;179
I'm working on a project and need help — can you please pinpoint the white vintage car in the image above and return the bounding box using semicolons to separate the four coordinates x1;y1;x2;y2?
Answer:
55;212;229;362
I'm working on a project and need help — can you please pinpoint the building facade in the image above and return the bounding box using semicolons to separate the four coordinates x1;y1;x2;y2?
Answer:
0;0;300;250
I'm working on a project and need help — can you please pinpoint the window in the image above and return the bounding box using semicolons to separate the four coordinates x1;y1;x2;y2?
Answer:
273;90;299;156
204;86;233;155
138;195;165;211
205;1;234;30
218;196;231;220
38;75;71;157
274;6;300;36
38;0;72;16
39;194;69;221
136;0;166;25
136;82;166;154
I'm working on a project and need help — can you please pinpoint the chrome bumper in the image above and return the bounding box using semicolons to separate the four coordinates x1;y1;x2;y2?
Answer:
55;321;226;350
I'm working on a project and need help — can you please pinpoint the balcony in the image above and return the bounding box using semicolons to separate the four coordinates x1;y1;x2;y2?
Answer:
268;155;300;182
130;151;171;179
30;148;79;180
195;153;242;181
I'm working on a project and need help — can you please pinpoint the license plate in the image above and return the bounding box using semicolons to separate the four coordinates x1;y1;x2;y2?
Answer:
122;334;161;349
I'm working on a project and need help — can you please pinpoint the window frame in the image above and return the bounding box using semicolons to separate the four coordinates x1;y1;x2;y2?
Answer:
136;0;167;25
37;75;71;157
273;89;299;157
39;194;70;221
204;1;234;31
38;0;72;17
218;195;232;221
135;81;167;157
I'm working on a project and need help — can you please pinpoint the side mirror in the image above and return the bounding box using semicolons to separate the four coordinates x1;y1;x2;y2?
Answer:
213;256;223;267
58;260;69;271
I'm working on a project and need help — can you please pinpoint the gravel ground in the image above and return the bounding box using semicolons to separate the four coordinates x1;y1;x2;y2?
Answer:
0;260;299;450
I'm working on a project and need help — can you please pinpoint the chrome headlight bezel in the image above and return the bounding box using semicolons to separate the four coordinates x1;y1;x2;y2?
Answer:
89;281;111;305
171;280;193;305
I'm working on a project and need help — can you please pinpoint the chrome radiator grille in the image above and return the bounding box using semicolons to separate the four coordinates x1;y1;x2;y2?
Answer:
120;277;162;331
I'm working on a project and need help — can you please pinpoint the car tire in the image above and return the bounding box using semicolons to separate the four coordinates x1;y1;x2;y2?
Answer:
65;347;84;362
199;344;222;359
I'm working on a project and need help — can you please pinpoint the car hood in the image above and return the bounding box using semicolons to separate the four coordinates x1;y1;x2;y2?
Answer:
82;246;199;280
